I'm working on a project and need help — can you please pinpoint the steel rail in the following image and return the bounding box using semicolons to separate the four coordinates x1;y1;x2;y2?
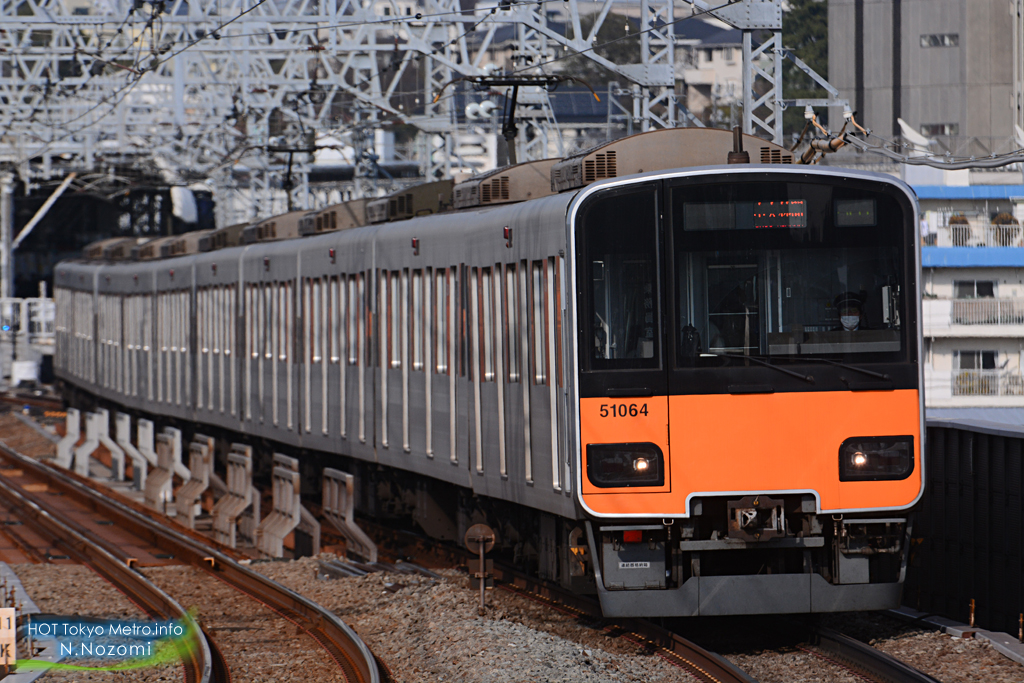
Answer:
357;522;754;683
0;439;381;683
492;569;756;683
0;468;214;683
811;625;943;683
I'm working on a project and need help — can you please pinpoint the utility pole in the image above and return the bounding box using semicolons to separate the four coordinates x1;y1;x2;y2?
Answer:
0;175;14;300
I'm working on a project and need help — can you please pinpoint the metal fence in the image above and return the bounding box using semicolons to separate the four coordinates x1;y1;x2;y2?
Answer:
951;299;1024;325
952;370;1024;396
935;224;1024;248
907;421;1024;636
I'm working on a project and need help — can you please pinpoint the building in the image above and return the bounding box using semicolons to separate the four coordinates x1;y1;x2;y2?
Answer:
676;20;743;125
919;184;1024;424
829;0;1015;153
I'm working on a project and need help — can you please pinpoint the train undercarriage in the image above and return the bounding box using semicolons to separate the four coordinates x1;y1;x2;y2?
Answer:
63;385;910;618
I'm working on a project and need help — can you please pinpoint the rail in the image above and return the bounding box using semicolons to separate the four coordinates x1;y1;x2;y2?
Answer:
811;626;942;683
359;521;753;683
0;459;216;683
0;439;381;683
951;298;1024;325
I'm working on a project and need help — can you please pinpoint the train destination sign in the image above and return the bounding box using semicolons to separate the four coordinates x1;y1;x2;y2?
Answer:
683;199;809;230
752;199;808;229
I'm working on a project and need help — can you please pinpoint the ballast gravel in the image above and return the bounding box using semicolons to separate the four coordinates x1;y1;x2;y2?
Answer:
142;565;348;683
825;611;1024;683
254;556;685;683
11;564;178;682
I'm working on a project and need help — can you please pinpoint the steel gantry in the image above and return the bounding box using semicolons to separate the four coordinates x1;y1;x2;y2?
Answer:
0;0;852;217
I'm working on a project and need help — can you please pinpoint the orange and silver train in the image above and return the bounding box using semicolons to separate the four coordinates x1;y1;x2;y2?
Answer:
54;127;923;616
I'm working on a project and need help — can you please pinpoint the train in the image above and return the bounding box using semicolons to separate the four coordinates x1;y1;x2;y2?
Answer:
54;127;923;617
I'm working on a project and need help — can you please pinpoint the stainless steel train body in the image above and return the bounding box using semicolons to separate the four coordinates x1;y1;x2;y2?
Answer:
54;163;923;617
56;189;577;521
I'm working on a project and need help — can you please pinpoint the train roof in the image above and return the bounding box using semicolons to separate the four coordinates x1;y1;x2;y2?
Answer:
81;128;805;261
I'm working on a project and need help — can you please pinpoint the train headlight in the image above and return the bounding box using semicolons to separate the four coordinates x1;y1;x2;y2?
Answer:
839;437;914;482
587;443;664;488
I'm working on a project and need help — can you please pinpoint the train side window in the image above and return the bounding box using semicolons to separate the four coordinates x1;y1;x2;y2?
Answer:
481;267;494;381
279;283;289;361
264;284;272;361
552;256;564;388
284;281;292;362
270;283;278;363
412;269;424;371
227;286;235;414
434;269;447;374
312;278;322;363
531;261;547;385
331;276;342;364
390;271;401;369
469;268;479;381
215;286;223;357
318;278;327;367
348;276;359;365
505;264;519;382
580;187;660;370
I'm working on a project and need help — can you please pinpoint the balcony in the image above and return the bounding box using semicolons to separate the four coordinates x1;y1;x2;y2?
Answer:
923;298;1024;337
952;370;1024;396
926;369;1024;407
929;223;1024;248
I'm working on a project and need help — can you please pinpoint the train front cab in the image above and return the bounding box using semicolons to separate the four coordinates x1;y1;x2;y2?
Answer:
571;167;923;617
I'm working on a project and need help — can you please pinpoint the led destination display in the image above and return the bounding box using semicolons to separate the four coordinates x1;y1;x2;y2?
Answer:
752;199;807;229
683;199;808;230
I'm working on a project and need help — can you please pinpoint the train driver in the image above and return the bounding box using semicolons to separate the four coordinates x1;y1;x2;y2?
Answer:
834;292;866;331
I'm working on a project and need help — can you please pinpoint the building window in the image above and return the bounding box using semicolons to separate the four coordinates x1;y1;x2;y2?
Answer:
920;34;959;48
724;47;734;62
954;280;995;299
920;123;959;136
383;5;391;14
956;350;997;370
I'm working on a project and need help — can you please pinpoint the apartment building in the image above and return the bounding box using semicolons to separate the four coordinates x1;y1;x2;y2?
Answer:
920;184;1024;423
829;0;1015;153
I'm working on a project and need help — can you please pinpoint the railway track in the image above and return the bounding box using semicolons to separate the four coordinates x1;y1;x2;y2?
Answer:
0;463;219;683
808;624;943;683
0;439;382;683
357;522;754;683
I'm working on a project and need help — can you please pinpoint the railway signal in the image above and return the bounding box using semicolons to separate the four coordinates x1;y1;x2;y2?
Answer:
464;524;495;615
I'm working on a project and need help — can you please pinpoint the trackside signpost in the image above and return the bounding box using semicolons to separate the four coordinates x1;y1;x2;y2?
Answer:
464;524;495;615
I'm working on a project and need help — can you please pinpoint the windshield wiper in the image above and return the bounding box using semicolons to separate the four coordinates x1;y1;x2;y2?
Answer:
701;353;815;383
799;358;890;380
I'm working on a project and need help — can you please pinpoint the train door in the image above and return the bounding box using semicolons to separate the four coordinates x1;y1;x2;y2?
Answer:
576;184;672;513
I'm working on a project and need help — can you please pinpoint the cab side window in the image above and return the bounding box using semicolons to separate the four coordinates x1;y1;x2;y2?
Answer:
581;188;660;370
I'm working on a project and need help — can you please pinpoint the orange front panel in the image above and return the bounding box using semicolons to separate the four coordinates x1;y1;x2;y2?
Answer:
580;390;922;516
580;396;670;496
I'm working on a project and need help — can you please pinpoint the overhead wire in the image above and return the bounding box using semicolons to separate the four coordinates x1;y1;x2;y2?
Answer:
10;0;744;170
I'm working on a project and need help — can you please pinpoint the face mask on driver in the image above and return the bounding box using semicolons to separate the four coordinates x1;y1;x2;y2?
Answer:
841;315;860;331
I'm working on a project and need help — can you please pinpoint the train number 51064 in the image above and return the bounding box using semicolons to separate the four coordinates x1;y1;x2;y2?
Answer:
598;404;648;418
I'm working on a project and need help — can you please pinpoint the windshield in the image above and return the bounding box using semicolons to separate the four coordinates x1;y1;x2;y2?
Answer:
671;180;910;367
